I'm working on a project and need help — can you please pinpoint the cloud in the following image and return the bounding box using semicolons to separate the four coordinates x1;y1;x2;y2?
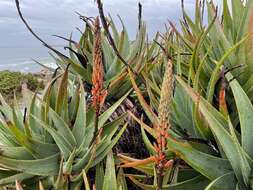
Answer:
0;0;220;48
0;1;15;7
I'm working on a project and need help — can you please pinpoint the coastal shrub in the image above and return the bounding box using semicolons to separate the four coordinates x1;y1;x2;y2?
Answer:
0;70;43;99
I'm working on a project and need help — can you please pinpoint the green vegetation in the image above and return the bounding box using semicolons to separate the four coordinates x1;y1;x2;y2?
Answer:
0;71;44;100
1;0;253;189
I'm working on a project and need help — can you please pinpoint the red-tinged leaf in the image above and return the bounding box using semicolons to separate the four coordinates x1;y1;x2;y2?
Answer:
119;155;156;168
219;88;228;118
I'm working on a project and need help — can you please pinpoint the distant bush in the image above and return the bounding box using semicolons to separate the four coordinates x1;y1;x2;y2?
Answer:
0;70;44;99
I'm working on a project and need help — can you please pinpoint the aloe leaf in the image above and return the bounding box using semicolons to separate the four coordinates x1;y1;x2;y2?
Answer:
97;91;130;128
55;67;69;123
13;98;27;133
32;115;72;160
5;121;37;157
227;72;253;158
176;77;229;131
172;84;199;138
193;101;211;139
107;29;125;79
206;34;250;102
41;75;61;125
95;163;104;190
63;148;76;175
72;79;87;148
54;157;67;189
101;113;127;139
72;147;91;172
189;10;216;80
167;137;232;180
92;123;127;167
49;108;77;147
177;77;250;184
129;175;209;190
236;0;253;42
109;15;120;46
0;146;33;160
64;59;87;78
26;140;59;159
206;2;231;56
102;151;117;190
222;0;232;37
205;172;237;190
117;168;128;190
141;127;156;155
0;173;34;186
29;93;43;135
102;39;114;72
76;126;93;155
68;79;80;122
193;45;212;92
0;122;18;146
228;114;251;186
0;154;59;176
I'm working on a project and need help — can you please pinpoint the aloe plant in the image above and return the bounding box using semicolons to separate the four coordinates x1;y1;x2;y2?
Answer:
141;0;253;147
114;1;253;188
0;68;129;189
16;0;159;102
57;17;161;101
168;0;253;109
165;73;253;189
114;59;214;189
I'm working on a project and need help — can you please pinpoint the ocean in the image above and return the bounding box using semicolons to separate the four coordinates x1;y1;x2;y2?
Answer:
0;46;58;73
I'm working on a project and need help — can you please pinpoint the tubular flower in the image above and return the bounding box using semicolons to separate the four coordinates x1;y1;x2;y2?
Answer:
91;16;107;113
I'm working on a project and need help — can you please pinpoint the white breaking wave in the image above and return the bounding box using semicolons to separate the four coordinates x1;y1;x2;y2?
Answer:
0;58;57;73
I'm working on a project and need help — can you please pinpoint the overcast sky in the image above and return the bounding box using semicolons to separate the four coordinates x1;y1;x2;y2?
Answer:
0;0;222;48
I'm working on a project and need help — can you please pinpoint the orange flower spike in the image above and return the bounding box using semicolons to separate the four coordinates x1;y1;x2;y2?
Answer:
91;16;107;112
90;17;108;145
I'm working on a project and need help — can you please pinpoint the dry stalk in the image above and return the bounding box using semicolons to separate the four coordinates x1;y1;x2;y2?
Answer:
15;0;68;60
96;0;129;68
138;2;142;30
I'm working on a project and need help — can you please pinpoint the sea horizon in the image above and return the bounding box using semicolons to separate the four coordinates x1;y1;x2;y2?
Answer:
0;46;60;73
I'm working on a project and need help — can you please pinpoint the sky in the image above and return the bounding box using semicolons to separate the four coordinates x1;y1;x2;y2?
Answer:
0;0;222;48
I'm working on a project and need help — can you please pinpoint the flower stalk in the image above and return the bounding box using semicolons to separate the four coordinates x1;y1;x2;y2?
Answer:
155;59;174;190
91;17;107;144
